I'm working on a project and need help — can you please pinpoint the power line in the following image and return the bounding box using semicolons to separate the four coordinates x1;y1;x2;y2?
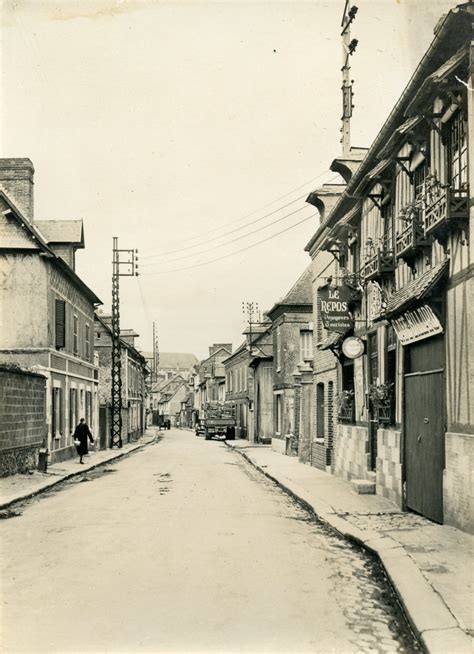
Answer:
139;169;331;255
142;193;310;260
141;205;310;267
141;213;316;276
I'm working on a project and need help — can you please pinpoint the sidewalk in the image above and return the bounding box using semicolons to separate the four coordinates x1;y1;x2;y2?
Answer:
226;440;473;654
0;428;159;511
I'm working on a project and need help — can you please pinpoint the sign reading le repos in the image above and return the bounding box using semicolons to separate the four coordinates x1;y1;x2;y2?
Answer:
319;285;354;334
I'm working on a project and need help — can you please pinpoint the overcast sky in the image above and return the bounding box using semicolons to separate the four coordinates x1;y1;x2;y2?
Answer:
2;0;457;359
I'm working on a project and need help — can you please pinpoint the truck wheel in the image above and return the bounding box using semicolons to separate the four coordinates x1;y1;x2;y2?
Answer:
205;429;211;440
226;427;235;441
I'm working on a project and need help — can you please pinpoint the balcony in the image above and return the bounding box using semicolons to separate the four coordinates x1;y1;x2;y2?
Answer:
362;240;395;283
395;216;430;262
424;185;469;239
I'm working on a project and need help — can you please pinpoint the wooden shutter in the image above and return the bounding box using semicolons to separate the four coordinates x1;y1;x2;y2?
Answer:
55;300;66;349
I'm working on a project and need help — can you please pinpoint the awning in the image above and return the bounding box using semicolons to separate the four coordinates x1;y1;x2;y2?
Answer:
378;116;423;158
375;259;449;321
405;45;468;115
367;158;393;181
318;332;344;351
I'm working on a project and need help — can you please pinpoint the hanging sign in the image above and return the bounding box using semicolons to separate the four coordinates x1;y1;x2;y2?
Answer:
391;304;443;345
319;285;354;334
342;336;365;359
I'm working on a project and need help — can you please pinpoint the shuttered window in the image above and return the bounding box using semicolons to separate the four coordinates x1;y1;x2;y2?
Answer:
55;300;66;349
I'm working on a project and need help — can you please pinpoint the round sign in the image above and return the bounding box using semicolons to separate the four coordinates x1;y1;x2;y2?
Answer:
342;336;365;359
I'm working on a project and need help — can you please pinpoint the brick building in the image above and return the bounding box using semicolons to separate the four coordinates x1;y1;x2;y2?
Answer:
224;342;252;440
266;266;313;455
0;158;101;464
94;314;148;447
0;364;46;476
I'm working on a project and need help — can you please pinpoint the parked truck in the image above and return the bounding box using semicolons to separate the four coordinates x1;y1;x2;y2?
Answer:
197;402;236;440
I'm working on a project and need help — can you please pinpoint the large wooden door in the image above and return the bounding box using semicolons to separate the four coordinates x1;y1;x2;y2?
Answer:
404;338;445;523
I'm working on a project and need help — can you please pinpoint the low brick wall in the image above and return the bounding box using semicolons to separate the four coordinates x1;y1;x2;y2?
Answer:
333;423;370;481
376;428;403;508
0;365;46;476
444;432;473;534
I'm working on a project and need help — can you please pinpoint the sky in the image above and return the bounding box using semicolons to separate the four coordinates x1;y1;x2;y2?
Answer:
1;0;458;359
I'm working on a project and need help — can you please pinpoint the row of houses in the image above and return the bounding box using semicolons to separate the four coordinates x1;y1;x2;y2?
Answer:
193;3;473;535
0;158;150;474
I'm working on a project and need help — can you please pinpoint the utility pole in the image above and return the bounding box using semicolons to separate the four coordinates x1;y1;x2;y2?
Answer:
152;321;160;383
242;301;260;354
341;1;359;156
111;237;138;448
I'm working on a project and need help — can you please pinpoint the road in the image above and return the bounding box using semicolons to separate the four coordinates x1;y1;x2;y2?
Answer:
1;429;419;653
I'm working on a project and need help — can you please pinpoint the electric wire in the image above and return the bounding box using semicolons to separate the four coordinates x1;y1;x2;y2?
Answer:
141;193;310;260
139;169;331;256
141;213;316;276
141;205;311;267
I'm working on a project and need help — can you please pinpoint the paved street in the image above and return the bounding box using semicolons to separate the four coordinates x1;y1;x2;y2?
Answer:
1;429;419;653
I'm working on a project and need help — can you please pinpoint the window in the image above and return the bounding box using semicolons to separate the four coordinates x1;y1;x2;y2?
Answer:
69;387;77;432
316;292;323;342
381;201;394;251
339;361;355;423
300;330;313;361
384;325;397;426
368;332;378;385
275;394;282;434
55;299;66;349
52;387;63;437
85;391;92;425
85;324;90;360
448;109;468;190
275;326;282;370
73;315;79;356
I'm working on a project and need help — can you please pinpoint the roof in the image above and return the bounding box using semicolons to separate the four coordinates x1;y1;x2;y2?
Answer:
0;190;101;305
222;341;248;364
94;313;147;363
35;220;84;247
379;260;449;320
143;352;198;369
305;4;473;254
267;265;313;319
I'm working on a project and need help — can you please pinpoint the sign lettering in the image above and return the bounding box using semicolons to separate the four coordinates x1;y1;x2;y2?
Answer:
319;285;354;334
392;304;443;345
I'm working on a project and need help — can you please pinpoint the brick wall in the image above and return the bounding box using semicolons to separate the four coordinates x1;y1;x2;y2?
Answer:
376;428;403;508
0;365;46;476
333;424;370;481
311;368;338;471
444;432;474;534
0;158;34;221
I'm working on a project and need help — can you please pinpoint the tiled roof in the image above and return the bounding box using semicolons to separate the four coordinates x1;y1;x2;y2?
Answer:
381;260;449;320
279;264;313;305
143;352;198;369
35;220;84;246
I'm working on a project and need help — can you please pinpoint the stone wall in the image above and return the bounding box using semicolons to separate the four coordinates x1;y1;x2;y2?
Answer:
333;424;370;481
444;432;474;534
0;365;46;476
376;428;403;508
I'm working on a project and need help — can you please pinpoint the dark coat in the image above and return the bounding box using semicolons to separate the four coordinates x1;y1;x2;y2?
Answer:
73;422;94;455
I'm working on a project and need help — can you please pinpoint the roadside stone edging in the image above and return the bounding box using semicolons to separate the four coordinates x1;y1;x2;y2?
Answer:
0;438;156;512
226;442;473;654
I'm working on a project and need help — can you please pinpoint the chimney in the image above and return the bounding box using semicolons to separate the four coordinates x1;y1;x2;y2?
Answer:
0;158;35;222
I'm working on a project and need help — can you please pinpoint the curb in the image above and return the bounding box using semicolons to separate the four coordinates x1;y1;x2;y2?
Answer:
226;442;472;654
0;436;157;512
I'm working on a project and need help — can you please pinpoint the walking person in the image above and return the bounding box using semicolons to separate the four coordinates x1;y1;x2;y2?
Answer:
73;418;94;464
